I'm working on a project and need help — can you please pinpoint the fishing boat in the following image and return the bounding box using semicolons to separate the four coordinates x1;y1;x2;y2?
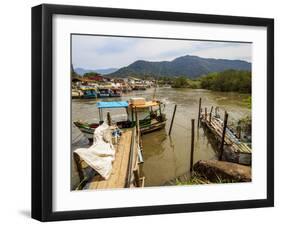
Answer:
80;86;98;98
109;88;122;97
98;88;111;97
73;121;100;140
121;84;132;93
74;101;133;141
128;98;167;134
132;85;146;90
72;89;83;99
73;99;166;140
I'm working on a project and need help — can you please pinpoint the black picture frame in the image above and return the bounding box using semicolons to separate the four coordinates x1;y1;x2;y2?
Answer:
32;4;274;222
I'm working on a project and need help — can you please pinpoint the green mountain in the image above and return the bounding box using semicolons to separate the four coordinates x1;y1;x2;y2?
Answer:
108;55;251;78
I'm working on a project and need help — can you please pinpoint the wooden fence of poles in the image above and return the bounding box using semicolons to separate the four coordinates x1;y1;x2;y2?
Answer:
219;111;229;160
190;119;195;172
197;97;202;127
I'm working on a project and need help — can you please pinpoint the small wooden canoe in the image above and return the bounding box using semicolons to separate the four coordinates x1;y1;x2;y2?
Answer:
74;119;166;140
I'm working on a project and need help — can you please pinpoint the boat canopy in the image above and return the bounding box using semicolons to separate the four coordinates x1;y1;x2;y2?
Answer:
130;101;159;109
97;101;129;109
80;86;98;91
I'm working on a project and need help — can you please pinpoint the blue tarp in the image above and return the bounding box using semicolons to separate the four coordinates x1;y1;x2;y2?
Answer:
96;101;129;109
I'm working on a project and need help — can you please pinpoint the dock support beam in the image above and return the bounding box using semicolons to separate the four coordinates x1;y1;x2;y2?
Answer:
209;106;213;123
197;98;202;127
73;153;84;183
135;108;140;135
107;112;112;126
169;104;177;136
190;119;195;172
133;169;141;187
219;111;229;161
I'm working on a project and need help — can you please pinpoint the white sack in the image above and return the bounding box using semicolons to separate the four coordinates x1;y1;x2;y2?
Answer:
74;122;115;180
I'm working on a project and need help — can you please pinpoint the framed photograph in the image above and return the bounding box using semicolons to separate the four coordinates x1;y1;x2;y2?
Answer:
32;4;274;221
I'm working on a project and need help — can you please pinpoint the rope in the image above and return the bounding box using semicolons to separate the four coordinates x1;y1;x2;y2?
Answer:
173;121;189;131
72;133;84;144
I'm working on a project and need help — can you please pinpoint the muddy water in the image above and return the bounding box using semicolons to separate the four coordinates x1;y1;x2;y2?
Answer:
71;88;250;188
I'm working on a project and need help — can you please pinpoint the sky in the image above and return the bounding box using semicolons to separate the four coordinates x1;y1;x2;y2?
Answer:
71;35;252;70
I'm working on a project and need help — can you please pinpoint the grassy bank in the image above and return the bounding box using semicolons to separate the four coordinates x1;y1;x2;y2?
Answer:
176;172;239;185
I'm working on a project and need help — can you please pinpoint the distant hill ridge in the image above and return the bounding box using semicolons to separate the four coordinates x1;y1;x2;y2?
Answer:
108;55;251;78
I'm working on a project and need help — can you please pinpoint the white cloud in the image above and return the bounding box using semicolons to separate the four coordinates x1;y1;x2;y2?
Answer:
72;35;252;69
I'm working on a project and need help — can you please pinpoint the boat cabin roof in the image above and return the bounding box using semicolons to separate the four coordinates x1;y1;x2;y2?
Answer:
80;86;97;91
97;101;129;109
130;101;160;109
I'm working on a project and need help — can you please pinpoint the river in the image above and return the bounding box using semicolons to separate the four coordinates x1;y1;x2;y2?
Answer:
71;87;251;189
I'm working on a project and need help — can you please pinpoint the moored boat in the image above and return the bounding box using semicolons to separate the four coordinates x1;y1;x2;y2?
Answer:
129;98;167;134
80;86;98;98
72;89;83;99
98;88;111;97
110;88;122;97
74;99;167;140
132;85;146;90
73;121;100;140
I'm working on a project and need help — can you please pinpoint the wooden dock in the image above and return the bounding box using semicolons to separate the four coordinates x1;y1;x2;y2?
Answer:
74;127;144;190
199;106;252;165
201;113;251;153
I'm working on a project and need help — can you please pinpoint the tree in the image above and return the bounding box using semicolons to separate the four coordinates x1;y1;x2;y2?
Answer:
200;70;251;93
171;77;189;88
83;72;99;77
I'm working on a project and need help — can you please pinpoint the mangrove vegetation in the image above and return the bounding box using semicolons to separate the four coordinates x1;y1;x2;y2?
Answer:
159;69;251;93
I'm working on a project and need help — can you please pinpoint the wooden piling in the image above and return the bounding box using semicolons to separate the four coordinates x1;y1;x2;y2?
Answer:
197;98;202;127
237;126;241;139
153;80;157;101
73;153;84;183
107;112;112;126
219;111;229;160
190;119;195;172
209;106;213;123
169;104;177;136
135;108;140;139
205;107;207;120
98;108;102;124
133;168;141;187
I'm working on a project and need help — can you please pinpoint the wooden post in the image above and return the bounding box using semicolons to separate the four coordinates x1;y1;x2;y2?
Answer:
237;126;241;139
197;98;202;127
133;169;141;187
107;112;112;126
153;80;157;101
219;111;229;161
169;104;177;136
131;107;134;121
98;108;102;124
209;106;213;123
135;108;138;131
135;108;140;137
100;109;103;122
73;153;84;182
215;107;219;117
190;119;195;172
205;107;207;120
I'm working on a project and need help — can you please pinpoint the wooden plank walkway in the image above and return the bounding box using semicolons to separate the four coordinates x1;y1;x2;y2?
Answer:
85;129;134;190
200;113;252;154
